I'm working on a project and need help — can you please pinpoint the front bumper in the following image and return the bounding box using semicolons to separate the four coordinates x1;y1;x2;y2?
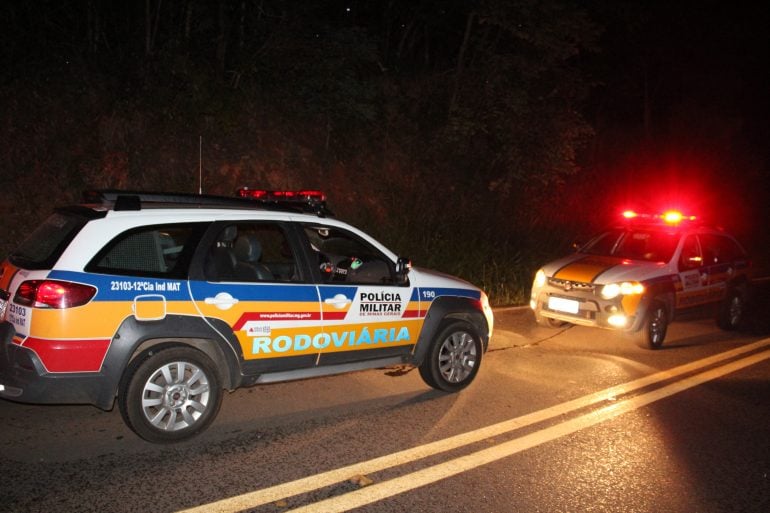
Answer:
530;286;649;332
0;322;114;409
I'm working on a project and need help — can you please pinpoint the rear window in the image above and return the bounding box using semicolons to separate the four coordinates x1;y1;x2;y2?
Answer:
9;211;90;270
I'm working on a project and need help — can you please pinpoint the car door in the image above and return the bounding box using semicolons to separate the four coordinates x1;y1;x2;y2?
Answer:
698;233;743;303
188;221;324;374
300;223;422;366
675;233;711;308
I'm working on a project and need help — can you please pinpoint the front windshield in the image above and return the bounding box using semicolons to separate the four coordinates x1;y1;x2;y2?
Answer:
581;228;680;263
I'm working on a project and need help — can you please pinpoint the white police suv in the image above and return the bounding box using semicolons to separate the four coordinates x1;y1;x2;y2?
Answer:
0;189;493;442
530;210;750;349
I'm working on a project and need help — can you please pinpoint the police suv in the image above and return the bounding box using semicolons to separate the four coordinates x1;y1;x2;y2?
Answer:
0;189;493;442
530;210;750;349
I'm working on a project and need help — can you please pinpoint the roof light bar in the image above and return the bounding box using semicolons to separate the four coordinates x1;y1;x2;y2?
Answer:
237;188;327;203
621;209;697;225
236;188;331;217
661;210;696;223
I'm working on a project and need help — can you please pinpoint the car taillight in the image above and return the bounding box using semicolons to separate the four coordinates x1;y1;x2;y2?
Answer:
14;280;97;309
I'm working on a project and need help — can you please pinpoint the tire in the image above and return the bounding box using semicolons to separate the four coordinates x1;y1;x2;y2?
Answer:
119;345;223;443
419;320;482;393
716;288;744;331
635;301;668;349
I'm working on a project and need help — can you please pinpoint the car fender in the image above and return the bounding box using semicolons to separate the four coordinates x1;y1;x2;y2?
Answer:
103;315;243;410
410;295;490;366
630;278;676;331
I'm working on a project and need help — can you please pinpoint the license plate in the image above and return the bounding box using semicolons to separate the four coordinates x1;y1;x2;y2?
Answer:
548;296;579;314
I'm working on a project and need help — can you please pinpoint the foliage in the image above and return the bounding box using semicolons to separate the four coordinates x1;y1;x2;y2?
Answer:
1;1;602;305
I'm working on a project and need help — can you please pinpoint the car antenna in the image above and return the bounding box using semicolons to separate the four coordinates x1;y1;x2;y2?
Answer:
198;135;203;195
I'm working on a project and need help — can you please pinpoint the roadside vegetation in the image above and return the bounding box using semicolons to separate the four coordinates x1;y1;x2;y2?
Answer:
1;1;766;304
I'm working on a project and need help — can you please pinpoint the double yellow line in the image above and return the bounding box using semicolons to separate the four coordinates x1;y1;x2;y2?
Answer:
178;338;770;513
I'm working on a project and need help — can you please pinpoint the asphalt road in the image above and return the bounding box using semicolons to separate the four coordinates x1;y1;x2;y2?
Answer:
1;282;769;513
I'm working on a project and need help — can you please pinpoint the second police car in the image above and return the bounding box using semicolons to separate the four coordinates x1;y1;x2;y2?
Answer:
0;189;494;442
530;210;751;348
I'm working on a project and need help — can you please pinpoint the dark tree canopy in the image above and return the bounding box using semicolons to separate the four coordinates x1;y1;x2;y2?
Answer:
1;0;767;302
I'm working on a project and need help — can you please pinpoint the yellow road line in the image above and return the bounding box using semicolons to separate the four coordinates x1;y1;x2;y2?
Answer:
289;348;770;512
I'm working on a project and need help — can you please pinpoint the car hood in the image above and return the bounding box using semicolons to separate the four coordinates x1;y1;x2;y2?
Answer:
541;253;671;285
410;266;481;292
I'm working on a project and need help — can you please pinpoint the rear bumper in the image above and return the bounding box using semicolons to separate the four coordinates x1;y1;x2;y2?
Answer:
0;322;115;410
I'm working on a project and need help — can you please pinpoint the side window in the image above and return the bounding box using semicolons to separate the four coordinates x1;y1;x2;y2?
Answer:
204;223;300;283
303;225;395;285
720;236;746;262
87;224;200;278
678;235;702;271
699;234;745;265
699;234;720;266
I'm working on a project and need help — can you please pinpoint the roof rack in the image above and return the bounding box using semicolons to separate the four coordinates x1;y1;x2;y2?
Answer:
82;189;332;217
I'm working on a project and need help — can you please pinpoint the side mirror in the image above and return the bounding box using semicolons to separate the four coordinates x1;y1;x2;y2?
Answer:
395;257;411;284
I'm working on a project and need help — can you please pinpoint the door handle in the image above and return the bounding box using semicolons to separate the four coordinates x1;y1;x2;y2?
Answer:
205;292;240;310
324;293;351;309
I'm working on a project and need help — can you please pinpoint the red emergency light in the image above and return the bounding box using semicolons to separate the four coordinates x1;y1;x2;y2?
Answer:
621;209;697;225
237;188;326;203
661;210;696;224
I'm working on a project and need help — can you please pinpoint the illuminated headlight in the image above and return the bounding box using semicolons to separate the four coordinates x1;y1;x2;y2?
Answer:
480;292;494;334
533;269;547;289
600;281;645;300
607;314;628;327
480;292;493;317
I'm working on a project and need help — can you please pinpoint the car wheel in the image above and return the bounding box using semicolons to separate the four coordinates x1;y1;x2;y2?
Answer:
119;345;223;443
716;288;744;331
419;320;482;393
635;301;668;350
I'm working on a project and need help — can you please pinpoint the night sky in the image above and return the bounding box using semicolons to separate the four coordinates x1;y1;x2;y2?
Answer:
583;0;769;236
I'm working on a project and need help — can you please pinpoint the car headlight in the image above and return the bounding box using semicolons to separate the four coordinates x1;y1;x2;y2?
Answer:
533;269;547;288
600;281;645;300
